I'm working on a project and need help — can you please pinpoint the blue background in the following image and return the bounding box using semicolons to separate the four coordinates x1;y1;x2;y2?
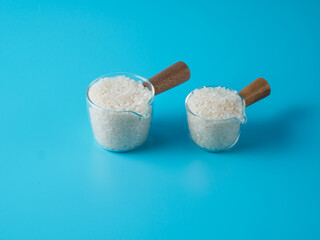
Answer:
1;0;320;239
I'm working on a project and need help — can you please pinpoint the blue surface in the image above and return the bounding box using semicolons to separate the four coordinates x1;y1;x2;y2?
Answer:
1;0;320;239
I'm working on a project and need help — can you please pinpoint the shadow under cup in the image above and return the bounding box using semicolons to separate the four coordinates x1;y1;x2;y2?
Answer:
86;73;155;152
185;86;247;152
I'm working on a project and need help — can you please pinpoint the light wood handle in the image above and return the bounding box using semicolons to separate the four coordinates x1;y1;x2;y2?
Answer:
149;61;191;95
239;77;271;107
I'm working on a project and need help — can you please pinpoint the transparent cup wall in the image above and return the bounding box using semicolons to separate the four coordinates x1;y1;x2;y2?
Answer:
185;86;246;152
86;73;154;152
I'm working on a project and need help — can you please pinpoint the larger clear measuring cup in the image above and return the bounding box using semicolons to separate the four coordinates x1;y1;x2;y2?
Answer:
87;73;154;152
86;61;191;152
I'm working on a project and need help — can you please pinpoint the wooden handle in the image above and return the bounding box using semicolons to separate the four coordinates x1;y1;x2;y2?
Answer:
149;61;191;95
239;77;271;107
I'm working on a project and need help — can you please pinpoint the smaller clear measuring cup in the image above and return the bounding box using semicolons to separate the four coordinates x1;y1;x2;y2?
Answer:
185;78;271;152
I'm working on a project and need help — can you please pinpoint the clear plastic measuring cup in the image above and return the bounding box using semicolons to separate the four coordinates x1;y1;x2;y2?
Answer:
185;78;271;152
185;86;247;152
87;73;154;152
86;61;191;152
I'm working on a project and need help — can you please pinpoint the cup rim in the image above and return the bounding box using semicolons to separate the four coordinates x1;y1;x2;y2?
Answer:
86;72;155;119
185;85;247;123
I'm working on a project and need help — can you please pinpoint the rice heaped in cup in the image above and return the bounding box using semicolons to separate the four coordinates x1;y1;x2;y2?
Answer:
87;74;154;152
186;86;246;152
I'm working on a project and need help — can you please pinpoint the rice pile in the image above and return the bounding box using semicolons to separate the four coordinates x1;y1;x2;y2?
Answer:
186;86;245;151
87;76;153;151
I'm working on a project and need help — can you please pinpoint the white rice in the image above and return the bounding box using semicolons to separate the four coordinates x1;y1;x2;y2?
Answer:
186;86;245;151
87;76;153;151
